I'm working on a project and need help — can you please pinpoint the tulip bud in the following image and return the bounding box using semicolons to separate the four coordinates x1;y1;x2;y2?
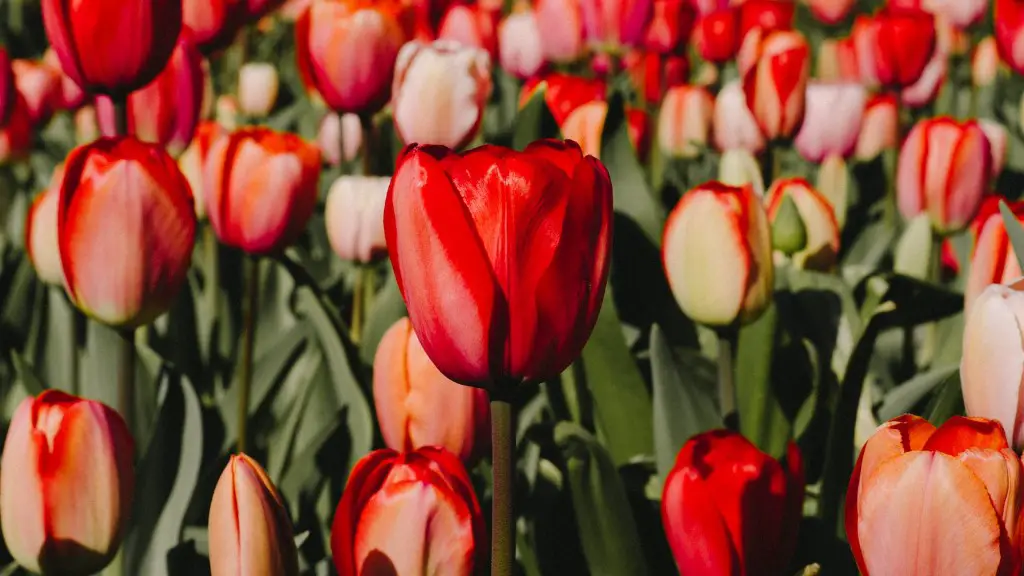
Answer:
847;415;1024;574
924;0;989;30
806;0;855;25
25;165;65;285
964;199;1024;312
996;0;1024;76
579;0;651;48
209;454;298;576
535;0;586;62
658;85;713;158
12;59;60;126
793;82;866;163
325;176;388;264
742;30;811;141
766;178;840;271
561;100;608;158
438;4;500;57
0;45;13;127
897;117;991;235
178;121;226;220
41;0;182;96
0;391;134;576
498;9;546;79
873;7;937;89
979;119;1008;179
182;0;245;54
713;80;765;153
96;34;205;157
738;0;794;38
238;63;279;118
204;127;320;255
295;0;407;115
645;0;697;55
718;148;766;197
373;318;490;461
392;41;492;149
816;154;849;228
664;181;773;326
854;94;898;160
695;9;740;64
973;36;1000;87
901;51;946;109
662;431;804;576
58;137;197;327
318;112;363;167
331;447;485;575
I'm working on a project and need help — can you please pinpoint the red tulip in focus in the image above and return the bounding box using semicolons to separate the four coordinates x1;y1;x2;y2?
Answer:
806;0;855;25
847;415;1024;575
0;45;13;127
743;30;811;141
695;9;740;63
295;0;407;115
872;7;937;89
204;127;320;255
385;140;612;387
25;165;66;286
964;199;1024;311
438;3;500;58
41;0;182;96
182;0;246;54
331;447;484;575
793;81;865;163
96;34;205;157
0;391;134;576
662;430;804;576
498;7;546;79
996;0;1024;76
59;138;196;328
896;117;991;234
208;454;299;576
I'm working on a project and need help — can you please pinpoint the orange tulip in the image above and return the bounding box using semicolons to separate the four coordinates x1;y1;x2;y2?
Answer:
847;415;1024;575
0;391;134;576
178;121;227;220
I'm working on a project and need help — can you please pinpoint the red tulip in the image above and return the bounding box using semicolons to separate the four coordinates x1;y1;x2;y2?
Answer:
0;94;33;165
520;73;606;126
96;34;204;157
847;415;1024;575
738;0;794;40
579;0;654;48
644;0;697;54
622;49;689;104
807;0;855;25
41;0;182;96
0;391;134;576
965;198;1024;311
182;0;245;54
331;447;484;575
996;0;1024;76
897;117;991;234
295;0;407;115
438;4;500;58
873;7;937;89
58;137;197;327
0;45;13;127
695;9;740;63
385;140;612;387
742;30;811;141
662;430;804;576
204;127;320;255
42;49;86;111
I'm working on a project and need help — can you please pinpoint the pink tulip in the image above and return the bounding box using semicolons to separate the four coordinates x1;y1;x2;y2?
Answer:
714;80;765;153
317;112;363;166
535;0;586;62
324;176;389;264
25;165;65;285
742;30;810;141
499;9;546;79
793;81;866;163
807;0;855;25
900;51;946;109
658;84;714;158
854;94;898;160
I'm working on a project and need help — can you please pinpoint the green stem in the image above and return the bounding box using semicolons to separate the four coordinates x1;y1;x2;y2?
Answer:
337;111;348;174
490;396;514;576
350;266;365;345
117;329;135;435
204;226;220;361
238;257;260;454
717;327;738;430
111;97;129;137
361;114;375;176
69;302;80;397
929;231;943;285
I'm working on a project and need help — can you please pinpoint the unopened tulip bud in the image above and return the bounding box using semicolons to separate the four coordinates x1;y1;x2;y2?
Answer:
965;199;1024;312
816;154;849;228
25;165;65;285
664;181;773;326
766;178;840;271
1;391;134;576
209;454;298;576
499;9;546;79
535;0;585;62
318;112;363;167
743;30;810;141
713;80;765;153
238;63;279;118
973;36;1000;87
980;119;1008;179
392;40;492;149
718;148;765;197
873;7;937;89
794;82;866;163
854;94;898;160
658;85;714;158
325;176;388;264
374;318;490;461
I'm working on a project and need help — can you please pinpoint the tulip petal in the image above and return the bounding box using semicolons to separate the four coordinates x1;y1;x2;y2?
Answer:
373;319;414;453
923;416;1011;456
957;448;1023;542
330;450;399;575
0;398;47;573
661;466;739;576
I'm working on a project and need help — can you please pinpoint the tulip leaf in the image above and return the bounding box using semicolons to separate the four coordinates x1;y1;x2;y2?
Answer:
650;324;721;480
512;86;559;151
359;268;407;367
555;422;650;576
10;349;45;397
877;363;960;422
999;200;1024;271
924;369;965;426
736;302;792;459
267;346;325;480
580;291;654;466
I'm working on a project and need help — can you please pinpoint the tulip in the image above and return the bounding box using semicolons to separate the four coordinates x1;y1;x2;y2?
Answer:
209;454;298;576
520;73;607;126
373;317;490;461
847;415;1024;575
331;447;484;575
765;178;840;271
295;0;407;115
0;390;134;576
806;0;855;25
622;49;689;104
0;45;13;127
964;199;1024;312
281;0;312;19
237;63;279;119
901;50;946;109
738;0;794;40
897;117;991;235
182;0;245;54
974;36;1000;87
178;121;226;220
438;4;500;58
317;112;363;166
695;9;739;63
204;127;320;255
658;85;713;158
662;430;804;576
96;35;204;157
12;59;60;126
25;165;65;285
663;181;772;326
0;95;31;165
578;0;653;49
407;0;455;38
924;0;989;29
385;140;611;387
817;155;849;228
392;41;492;150
718;149;766;198
561;100;608;158
854;94;898;160
713;80;765;153
793;82;865;163
58;137;196;327
535;0;586;62
873;7;937;89
644;0;697;55
996;0;1024;76
42;49;86;111
851;15;880;86
41;0;182;96
742;30;810;141
498;9;546;79
324;176;388;264
980;120;1008;179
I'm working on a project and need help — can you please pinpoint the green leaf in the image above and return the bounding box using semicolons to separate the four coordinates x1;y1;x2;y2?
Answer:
11;349;45;396
878;364;960;422
736;303;792;458
555;422;650;576
650;324;720;479
1000;200;1024;271
359;268;407;366
579;291;654;466
925;369;964;426
267;347;325;480
512;85;559;151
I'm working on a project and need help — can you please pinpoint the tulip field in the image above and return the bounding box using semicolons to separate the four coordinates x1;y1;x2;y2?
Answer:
4;0;1024;574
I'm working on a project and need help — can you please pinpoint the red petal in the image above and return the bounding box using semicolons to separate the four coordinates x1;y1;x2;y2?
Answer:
662;465;740;575
924;416;1011;456
330;450;398;575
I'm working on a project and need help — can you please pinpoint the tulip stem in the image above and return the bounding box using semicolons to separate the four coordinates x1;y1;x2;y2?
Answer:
116;328;135;436
350;266;365;345
490;395;515;576
337;112;347;175
360;114;375;176
112;97;129;137
717;327;738;430
238;256;260;454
